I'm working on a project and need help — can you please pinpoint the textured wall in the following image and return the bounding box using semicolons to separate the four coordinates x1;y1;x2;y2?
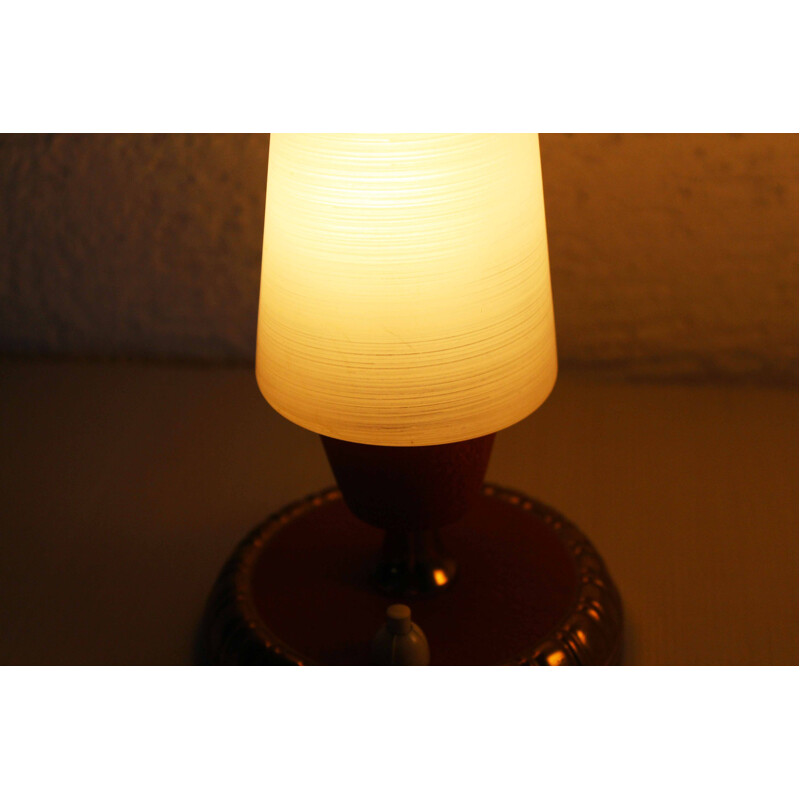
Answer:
0;133;797;381
0;134;267;360
541;133;797;381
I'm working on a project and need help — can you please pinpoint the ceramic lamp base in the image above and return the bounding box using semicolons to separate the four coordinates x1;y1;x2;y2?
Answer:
199;484;623;666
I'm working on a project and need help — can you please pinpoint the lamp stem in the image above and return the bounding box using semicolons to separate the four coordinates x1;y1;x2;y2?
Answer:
376;526;457;596
320;432;494;596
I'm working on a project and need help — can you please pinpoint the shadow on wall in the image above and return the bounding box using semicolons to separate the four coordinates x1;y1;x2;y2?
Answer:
0;133;797;383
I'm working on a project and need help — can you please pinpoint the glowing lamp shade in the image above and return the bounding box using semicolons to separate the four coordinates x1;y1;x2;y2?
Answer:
256;133;557;446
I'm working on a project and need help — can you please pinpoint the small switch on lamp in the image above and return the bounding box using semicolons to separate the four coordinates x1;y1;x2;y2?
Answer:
371;604;430;666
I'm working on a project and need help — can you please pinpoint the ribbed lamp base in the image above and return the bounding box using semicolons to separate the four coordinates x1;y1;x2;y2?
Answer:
199;485;623;666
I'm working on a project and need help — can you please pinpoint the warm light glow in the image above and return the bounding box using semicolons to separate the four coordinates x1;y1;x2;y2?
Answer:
432;569;448;587
546;650;569;666
256;134;557;446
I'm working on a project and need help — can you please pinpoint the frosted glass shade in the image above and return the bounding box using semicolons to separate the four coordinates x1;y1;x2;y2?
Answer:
256;133;557;446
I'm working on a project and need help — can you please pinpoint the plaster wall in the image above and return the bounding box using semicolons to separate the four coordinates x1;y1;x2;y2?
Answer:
0;133;796;381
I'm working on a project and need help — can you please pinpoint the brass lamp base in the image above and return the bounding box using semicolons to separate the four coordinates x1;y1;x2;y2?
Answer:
199;484;623;666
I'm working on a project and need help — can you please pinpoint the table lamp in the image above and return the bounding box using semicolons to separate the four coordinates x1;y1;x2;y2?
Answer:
201;134;623;665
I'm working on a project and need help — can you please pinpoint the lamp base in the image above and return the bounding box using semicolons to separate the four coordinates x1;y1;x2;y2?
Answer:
199;485;623;665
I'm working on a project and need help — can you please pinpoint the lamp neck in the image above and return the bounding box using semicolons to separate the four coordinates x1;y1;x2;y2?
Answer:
320;433;495;595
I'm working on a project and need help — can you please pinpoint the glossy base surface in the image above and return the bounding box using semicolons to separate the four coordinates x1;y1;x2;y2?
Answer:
200;485;623;666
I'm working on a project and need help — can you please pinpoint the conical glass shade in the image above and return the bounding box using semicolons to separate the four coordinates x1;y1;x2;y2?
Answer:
256;133;557;446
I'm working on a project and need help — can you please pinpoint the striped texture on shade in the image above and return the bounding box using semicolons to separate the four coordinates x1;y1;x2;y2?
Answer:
256;133;557;446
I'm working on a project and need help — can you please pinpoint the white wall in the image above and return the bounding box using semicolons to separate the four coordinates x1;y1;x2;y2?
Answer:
1;133;796;381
